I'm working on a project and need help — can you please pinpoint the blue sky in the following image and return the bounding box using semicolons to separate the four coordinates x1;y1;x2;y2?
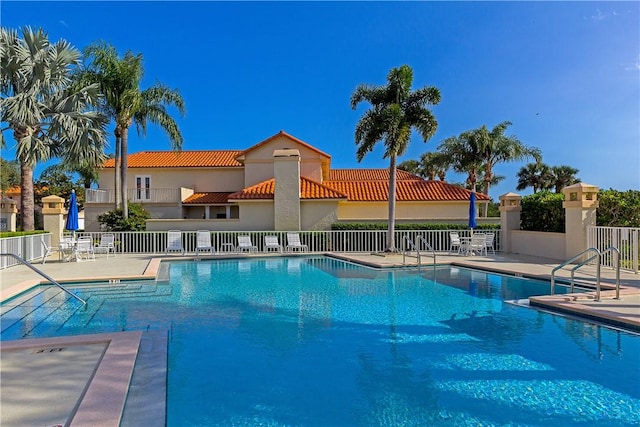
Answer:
2;1;639;199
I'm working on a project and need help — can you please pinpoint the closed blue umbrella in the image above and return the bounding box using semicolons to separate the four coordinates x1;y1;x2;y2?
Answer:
65;190;79;238
468;191;477;232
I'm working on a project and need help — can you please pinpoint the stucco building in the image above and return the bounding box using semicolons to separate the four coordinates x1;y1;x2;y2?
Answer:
84;131;489;231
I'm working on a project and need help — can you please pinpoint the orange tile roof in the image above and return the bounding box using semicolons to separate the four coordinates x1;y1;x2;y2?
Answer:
182;192;233;204
229;177;348;200
102;151;244;168
324;179;490;202
239;130;331;159
328;169;421;181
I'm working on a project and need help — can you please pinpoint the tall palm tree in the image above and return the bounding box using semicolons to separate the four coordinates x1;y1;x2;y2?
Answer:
478;121;541;199
351;65;440;251
0;27;107;230
79;42;186;218
516;162;553;193
550;165;579;193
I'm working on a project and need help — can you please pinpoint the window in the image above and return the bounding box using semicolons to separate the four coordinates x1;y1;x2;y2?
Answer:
135;175;151;201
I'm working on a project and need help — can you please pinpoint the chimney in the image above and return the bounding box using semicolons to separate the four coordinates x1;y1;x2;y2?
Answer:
273;149;301;230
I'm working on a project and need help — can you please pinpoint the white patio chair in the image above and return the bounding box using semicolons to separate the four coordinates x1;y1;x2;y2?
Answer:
237;235;258;253
195;230;215;256
263;235;283;253
449;232;462;255
468;234;487;256
166;230;185;255
94;233;116;258
286;232;308;252
484;233;496;255
41;237;60;264
75;237;95;262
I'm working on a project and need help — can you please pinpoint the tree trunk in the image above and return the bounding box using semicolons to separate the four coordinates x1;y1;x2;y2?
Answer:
114;129;121;210
386;155;397;252
120;127;129;218
20;161;35;231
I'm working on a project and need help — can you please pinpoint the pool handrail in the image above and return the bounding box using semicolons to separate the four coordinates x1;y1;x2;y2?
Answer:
0;252;86;305
402;235;436;267
415;235;436;266
552;246;621;301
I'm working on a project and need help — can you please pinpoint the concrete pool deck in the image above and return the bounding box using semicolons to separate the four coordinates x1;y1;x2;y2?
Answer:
0;251;638;426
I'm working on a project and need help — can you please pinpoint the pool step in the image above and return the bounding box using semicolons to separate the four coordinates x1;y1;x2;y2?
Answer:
1;282;173;339
0;288;68;334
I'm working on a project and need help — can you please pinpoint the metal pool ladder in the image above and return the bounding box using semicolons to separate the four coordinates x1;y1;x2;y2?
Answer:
402;235;436;267
550;246;621;301
0;253;86;305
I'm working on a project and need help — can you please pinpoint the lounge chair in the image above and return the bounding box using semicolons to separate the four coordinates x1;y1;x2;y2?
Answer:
75;237;95;262
286;232;308;252
94;233;116;257
195;230;215;256
449;232;462;255
263;235;283;253
484;233;496;255
237;235;258;253
166;230;185;255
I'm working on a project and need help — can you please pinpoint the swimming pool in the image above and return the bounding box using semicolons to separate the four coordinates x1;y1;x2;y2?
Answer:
2;256;639;426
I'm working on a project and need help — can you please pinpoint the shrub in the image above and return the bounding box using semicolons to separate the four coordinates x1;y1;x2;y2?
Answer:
97;203;151;231
597;189;640;227
520;191;564;232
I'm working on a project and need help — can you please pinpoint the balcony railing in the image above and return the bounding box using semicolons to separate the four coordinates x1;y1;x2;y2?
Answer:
85;188;181;204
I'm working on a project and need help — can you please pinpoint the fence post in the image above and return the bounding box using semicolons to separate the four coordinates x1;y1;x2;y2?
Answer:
42;195;66;248
499;192;522;253
562;183;599;260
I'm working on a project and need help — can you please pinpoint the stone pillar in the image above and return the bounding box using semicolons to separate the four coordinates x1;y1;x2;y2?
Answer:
273;149;301;231
562;183;599;259
499;192;522;253
0;198;18;232
42;195;66;248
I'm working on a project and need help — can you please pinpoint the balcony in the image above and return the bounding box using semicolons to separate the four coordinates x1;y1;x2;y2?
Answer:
85;188;182;204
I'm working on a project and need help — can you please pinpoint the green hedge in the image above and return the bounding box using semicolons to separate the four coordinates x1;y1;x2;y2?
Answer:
331;222;500;231
0;230;48;238
520;191;564;232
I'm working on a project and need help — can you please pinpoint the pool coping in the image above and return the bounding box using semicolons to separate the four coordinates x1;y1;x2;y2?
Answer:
1;331;142;427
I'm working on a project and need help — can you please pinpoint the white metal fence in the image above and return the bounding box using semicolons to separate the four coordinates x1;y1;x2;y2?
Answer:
0;234;50;269
587;226;639;273
0;229;502;269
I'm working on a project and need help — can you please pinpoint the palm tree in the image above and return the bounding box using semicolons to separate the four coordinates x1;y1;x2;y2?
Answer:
351;65;440;252
420;151;450;181
438;129;484;191
516;162;553;193
0;27;107;230
478;121;541;199
79;42;186;218
397;159;421;176
550;165;579;193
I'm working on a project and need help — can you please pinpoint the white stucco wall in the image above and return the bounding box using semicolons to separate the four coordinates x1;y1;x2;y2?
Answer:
337;201;471;221
98;167;244;192
510;230;566;260
243;135;325;186
235;201;274;230
301;201;339;230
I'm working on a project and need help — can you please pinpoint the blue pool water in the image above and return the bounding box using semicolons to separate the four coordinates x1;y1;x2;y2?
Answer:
2;256;639;426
